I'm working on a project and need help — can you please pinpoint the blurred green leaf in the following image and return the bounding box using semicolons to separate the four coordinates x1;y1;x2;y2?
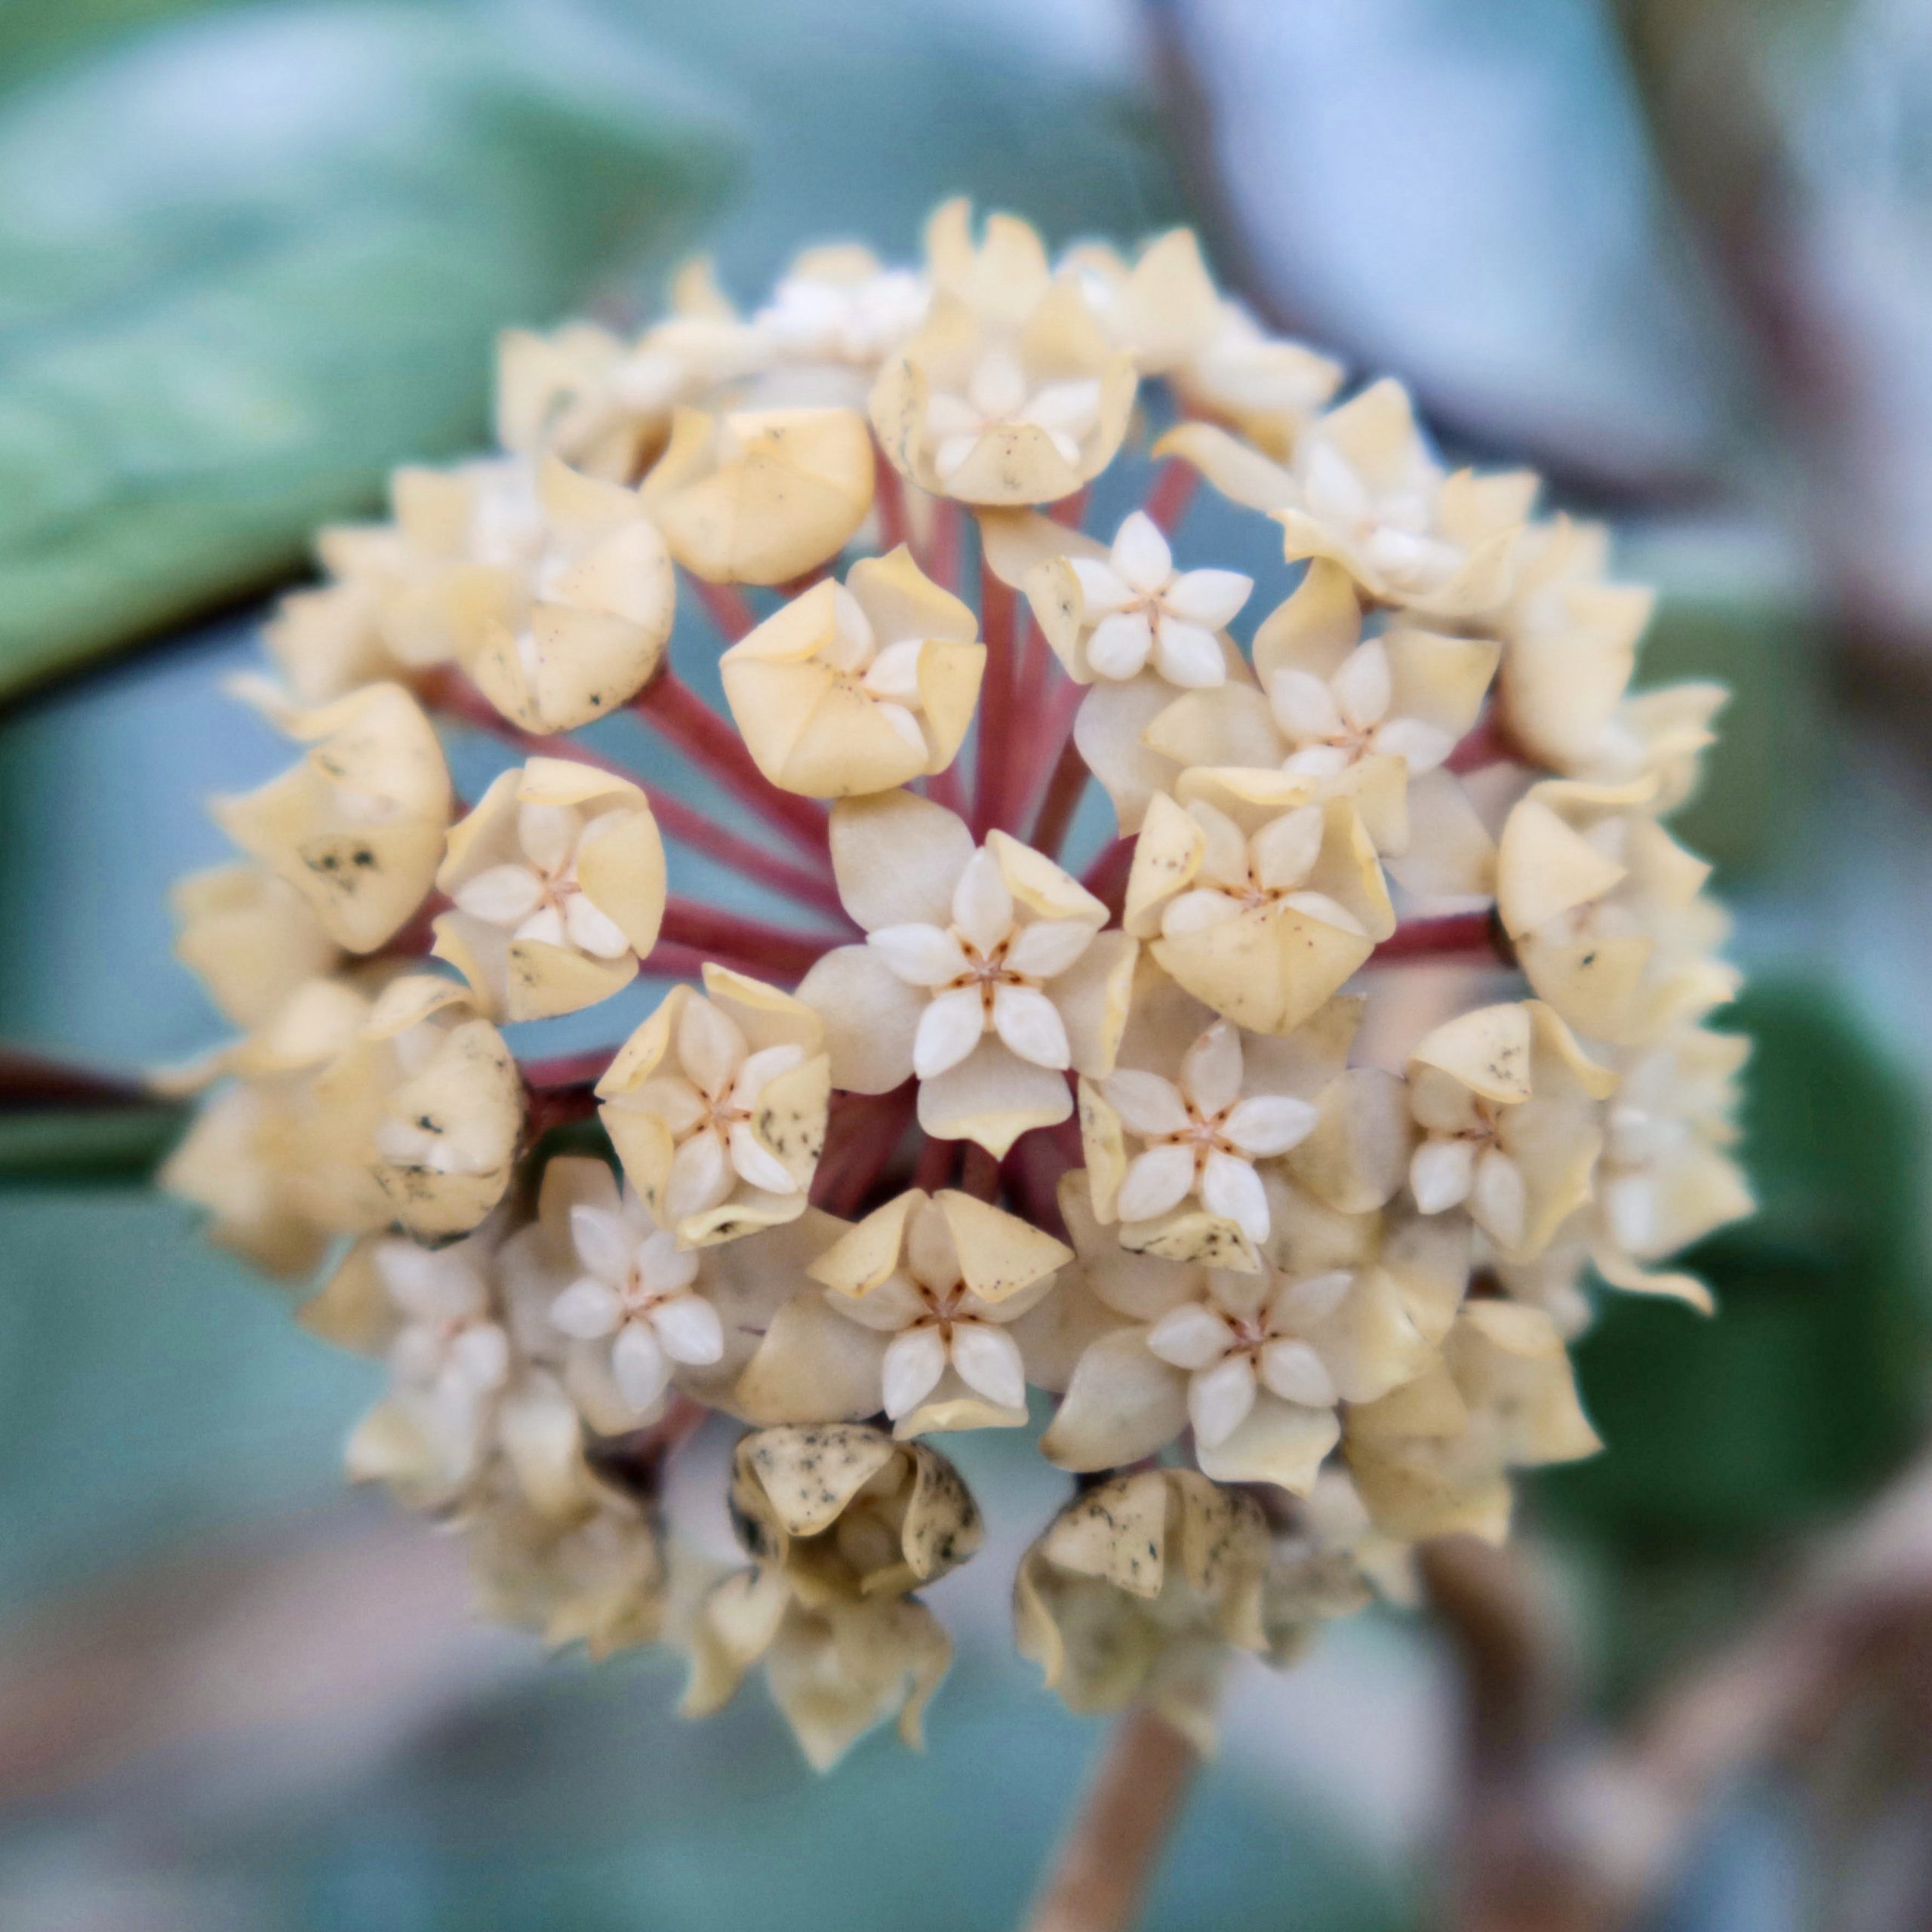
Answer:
0;3;732;697
1540;978;1930;1547
0;1105;183;1182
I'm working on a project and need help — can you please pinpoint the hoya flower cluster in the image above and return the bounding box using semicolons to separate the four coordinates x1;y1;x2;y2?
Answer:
163;204;1749;1767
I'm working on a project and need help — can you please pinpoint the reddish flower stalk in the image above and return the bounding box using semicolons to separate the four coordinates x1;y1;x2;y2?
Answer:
812;1085;916;1214
928;761;971;817
522;1048;617;1091
1049;484;1091;531
522;1083;601;1138
928;496;964;598
420;668;847;919
1081;837;1134;920
1371;911;1513;967
875;463;909;554
958;1143;1001;1201
634;669;832;860
638;939;765;983
1142;459;1198;537
660;899;839;979
912;1131;960;1192
1029;734;1092;860
974;560;1020;836
689;576;759;645
1444;709;1521;774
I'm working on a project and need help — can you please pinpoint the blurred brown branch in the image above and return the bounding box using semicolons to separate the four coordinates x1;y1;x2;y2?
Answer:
1425;1448;1932;1931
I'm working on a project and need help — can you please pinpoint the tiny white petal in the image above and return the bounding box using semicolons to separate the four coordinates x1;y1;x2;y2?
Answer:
1180;1021;1244;1116
934;434;979;481
1300;438;1373;525
514;904;567;949
611;1321;671;1412
1279;889;1364;936
881;1325;949;1420
563;891;632;960
449;1321;510;1392
666;1127;734;1219
1201;1149;1270;1242
991;983;1071;1069
1282;743;1354;779
1103;1069;1190;1137
1160;888;1241;938
1109;511;1173;594
1115;1142;1197;1223
1259;1337;1339;1407
1068;557;1134;616
731;1042;807;1108
1023;378;1101;432
1270;668;1345;745
453;863;545;926
1221;1094;1318;1158
968;351;1027;418
569;1204;636;1287
651;1291;724;1367
1086;608;1154;681
1146;1300;1233;1371
821;584;876;671
678;997;749;1099
1162;566;1252;629
869;923;971;986
1189;1352;1258;1447
862;638;926;703
1152;617;1227;688
1001;918;1096;980
1370;717;1455;774
949;1322;1026;1411
1410;1137;1477;1214
518;801;579;875
1331;641;1392;732
913;986;987;1078
1250;806;1325;891
638;1229;700;1293
728;1118;800;1195
951;848;1015;954
551;1274;623;1340
1472;1147;1529;1250
1603;1172;1657;1254
1273;1269;1355;1325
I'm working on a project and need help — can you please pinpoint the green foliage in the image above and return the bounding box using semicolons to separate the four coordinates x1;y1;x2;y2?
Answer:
0;3;731;697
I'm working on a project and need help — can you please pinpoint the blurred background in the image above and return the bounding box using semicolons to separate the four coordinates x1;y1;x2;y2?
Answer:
2;0;1930;1926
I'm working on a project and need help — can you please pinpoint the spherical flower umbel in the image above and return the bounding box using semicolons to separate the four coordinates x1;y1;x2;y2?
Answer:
162;198;1750;1778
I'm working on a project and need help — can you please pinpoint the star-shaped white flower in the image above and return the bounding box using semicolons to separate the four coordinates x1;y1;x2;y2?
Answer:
1270;638;1456;778
925;347;1102;485
828;1200;1031;1420
756;267;931;366
814;583;933;755
869;845;1100;1080
549;1186;724;1414
449;799;632;961
629;995;808;1220
377;1235;512;1409
1067;511;1251;688
1145;1268;1357;1447
1104;1020;1318;1241
1158;801;1364;943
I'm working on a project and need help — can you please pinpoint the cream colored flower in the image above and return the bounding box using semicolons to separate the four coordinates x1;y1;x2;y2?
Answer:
1494;516;1652;771
432;758;666;1023
496;261;766;481
1041;1174;1460;1492
797;791;1137;1155
1407;1000;1615;1263
1497;779;1739;1046
641;405;875;586
751;245;931;404
1067;512;1251;688
1125;776;1394;1037
464;1477;669;1660
214;678;451;953
1159;379;1532;617
1014;1468;1271;1753
737;1188;1068;1436
1083;1014;1320;1263
500;1155;830;1433
598;966;830;1248
457;457;675;734
1174;303;1346;459
1345;1301;1599;1543
680;1424;979;1769
721;547;983;797
170;861;343;1029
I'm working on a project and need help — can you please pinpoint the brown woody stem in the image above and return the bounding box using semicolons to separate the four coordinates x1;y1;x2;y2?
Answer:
1021;1704;1201;1932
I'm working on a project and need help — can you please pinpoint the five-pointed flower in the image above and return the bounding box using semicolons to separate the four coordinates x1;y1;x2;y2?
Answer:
1067;512;1251;688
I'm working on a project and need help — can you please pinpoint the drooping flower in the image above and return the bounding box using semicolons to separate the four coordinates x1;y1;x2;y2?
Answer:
679;1424;980;1769
1014;1467;1272;1752
721;547;984;797
432;758;666;1023
798;791;1136;1154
